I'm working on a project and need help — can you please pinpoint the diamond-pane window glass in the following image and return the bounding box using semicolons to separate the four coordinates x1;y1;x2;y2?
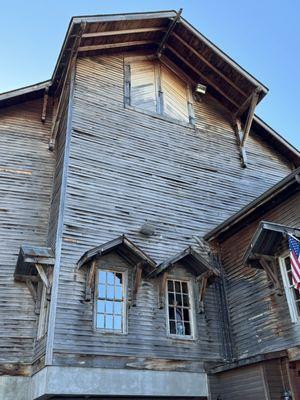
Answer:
166;279;193;338
96;270;125;332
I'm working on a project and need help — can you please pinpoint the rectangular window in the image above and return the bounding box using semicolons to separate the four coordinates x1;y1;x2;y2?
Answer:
279;255;300;323
125;59;193;124
96;270;126;333
166;279;194;338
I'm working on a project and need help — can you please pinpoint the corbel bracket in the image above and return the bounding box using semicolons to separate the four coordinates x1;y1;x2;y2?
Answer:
35;264;50;289
233;87;261;168
196;271;214;313
259;257;283;296
157;8;183;58
41;86;49;123
85;260;97;302
132;262;143;307
158;271;168;309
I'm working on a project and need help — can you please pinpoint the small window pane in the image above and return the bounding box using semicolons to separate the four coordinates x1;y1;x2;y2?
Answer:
115;286;122;300
106;301;114;314
184;322;191;335
169;320;176;334
114;302;122;315
98;284;106;298
115;273;123;286
114;316;122;330
96;314;105;329
176;321;185;335
107;272;115;284
176;293;182;306
105;314;113;330
294;289;300;301
175;281;181;293
97;300;105;313
169;307;175;320
168;280;174;292
183;308;189;321
288;271;293;286
107;286;114;299
182;282;188;294
168;292;174;305
183;295;189;307
99;271;106;284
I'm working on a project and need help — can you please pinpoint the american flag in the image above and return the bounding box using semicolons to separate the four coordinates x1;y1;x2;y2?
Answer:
288;234;300;290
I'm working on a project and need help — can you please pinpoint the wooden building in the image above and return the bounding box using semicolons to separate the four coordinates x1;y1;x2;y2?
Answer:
0;10;299;400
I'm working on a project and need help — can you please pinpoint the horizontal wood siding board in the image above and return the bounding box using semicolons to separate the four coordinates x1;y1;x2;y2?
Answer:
220;192;300;359
52;53;292;367
0;99;54;364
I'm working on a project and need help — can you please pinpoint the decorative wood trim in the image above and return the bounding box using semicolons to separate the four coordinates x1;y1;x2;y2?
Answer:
82;27;165;38
132;263;143;306
85;260;97;302
35;264;50;289
158;271;168;309
241;87;261;147
259;258;283;295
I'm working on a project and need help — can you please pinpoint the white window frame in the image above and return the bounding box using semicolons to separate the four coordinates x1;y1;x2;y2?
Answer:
165;278;196;340
279;252;300;323
94;267;128;334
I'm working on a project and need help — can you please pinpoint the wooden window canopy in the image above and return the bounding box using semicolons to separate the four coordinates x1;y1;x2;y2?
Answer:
148;246;220;311
14;245;55;305
76;235;156;302
243;221;300;294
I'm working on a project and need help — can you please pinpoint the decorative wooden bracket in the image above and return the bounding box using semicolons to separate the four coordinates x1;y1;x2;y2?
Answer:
259;257;283;296
35;264;50;289
85;260;97;302
158;271;168;309
132;262;143;307
196;271;213;313
157;9;183;58
41;86;49;123
233;87;261;168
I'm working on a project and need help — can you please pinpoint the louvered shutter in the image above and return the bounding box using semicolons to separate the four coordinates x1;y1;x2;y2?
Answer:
161;65;189;122
130;60;157;113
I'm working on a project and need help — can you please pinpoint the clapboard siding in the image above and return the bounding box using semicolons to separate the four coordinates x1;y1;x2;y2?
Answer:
220;191;300;360
209;364;267;400
51;53;292;369
0;99;54;366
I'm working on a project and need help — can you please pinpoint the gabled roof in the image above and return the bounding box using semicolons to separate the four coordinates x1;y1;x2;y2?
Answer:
0;10;299;164
204;167;300;242
77;235;156;271
14;245;54;280
243;221;300;268
149;246;219;278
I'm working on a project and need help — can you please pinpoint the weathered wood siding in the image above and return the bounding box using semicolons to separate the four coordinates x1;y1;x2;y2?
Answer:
209;364;267;400
0;99;54;367
219;191;300;360
51;53;293;368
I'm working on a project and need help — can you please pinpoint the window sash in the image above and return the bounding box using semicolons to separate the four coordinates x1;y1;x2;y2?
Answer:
279;254;300;323
95;269;127;333
166;278;194;338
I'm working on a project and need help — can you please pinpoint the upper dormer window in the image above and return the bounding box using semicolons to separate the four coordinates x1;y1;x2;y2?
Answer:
124;58;194;125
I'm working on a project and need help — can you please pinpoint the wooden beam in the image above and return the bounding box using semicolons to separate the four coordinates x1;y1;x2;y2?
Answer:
172;32;248;98
233;118;247;168
35;264;50;289
85;260;97;302
259;258;282;295
241;87;261;147
132;263;143;306
82;26;164;38
157;8;183;58
41;86;49;123
49;22;86;150
25;279;37;301
78;40;154;53
167;44;240;109
158;271;168;309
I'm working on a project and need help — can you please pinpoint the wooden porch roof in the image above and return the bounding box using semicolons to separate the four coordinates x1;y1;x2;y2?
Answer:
243;221;300;269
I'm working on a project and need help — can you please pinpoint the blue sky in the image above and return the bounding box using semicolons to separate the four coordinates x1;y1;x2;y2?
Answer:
1;0;299;149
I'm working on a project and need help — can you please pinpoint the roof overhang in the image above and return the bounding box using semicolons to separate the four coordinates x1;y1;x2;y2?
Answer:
243;221;300;268
204;167;300;243
77;235;156;272
14;245;55;283
149;246;219;278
